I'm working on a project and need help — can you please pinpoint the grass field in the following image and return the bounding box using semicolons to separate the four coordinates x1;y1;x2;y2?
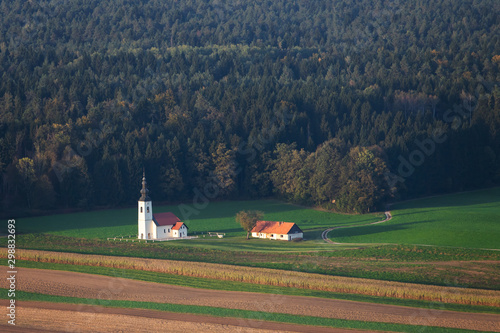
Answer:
5;233;499;288
4;190;500;331
4;188;499;288
330;188;500;249
15;199;383;251
16;188;500;251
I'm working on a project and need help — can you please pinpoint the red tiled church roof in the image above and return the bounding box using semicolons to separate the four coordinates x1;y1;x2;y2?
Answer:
251;221;301;234
153;212;181;226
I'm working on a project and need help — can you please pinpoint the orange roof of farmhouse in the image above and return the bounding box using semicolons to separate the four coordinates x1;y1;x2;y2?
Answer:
171;222;187;230
153;212;181;226
251;221;302;234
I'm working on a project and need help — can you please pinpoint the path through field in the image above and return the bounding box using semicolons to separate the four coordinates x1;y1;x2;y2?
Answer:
4;267;500;332
322;211;392;244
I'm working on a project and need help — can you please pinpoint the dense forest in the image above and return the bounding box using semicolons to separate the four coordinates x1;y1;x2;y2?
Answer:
1;0;499;214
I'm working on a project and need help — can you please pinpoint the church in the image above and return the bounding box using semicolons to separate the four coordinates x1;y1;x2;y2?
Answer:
138;172;188;240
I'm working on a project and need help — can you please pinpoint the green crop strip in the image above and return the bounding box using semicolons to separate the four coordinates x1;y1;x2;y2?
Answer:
0;289;489;333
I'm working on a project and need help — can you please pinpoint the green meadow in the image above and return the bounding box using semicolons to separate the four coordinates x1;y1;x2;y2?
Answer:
14;187;500;251
330;188;500;249
16;199;383;251
6;188;500;289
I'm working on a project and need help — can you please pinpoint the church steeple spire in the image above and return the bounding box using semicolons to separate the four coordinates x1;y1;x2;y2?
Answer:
139;169;150;201
138;169;153;240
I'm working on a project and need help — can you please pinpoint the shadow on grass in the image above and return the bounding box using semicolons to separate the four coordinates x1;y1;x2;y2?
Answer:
390;210;433;217
392;187;500;211
303;228;325;240
331;220;433;238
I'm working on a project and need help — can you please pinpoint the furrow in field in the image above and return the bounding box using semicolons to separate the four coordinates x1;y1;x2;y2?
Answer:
4;248;498;306
0;300;374;333
3;267;500;332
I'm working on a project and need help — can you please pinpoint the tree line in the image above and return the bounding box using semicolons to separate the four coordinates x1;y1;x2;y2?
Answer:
0;0;499;214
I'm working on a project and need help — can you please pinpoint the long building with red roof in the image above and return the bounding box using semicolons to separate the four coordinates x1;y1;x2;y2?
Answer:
251;221;303;241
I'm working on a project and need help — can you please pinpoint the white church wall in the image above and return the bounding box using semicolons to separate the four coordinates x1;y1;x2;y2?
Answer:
137;174;189;240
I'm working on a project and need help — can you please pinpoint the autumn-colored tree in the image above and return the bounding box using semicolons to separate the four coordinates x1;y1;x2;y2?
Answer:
336;146;391;213
269;143;311;203
236;210;264;239
1;0;499;212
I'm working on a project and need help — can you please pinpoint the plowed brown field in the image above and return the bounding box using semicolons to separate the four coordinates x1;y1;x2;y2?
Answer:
3;268;500;332
0;301;376;333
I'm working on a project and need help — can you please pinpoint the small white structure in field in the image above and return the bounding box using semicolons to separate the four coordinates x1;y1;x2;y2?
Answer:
137;172;188;240
251;221;303;241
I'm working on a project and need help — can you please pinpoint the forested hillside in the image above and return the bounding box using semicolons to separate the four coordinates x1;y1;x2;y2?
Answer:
1;0;499;214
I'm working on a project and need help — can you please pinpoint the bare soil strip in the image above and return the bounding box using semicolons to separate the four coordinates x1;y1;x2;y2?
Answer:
0;324;54;332
322;211;392;244
1;300;375;333
4;267;500;332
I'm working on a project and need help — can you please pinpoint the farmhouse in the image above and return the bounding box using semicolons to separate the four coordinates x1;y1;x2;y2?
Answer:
251;221;303;241
137;172;188;240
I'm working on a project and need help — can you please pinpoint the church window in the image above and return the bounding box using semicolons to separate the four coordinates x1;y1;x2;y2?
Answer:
140;207;143;213
147;206;150;213
164;228;166;233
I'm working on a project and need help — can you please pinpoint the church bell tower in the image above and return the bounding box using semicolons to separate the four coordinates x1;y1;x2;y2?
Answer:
138;171;153;239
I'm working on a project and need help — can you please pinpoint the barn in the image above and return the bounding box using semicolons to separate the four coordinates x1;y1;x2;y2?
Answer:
251;221;303;241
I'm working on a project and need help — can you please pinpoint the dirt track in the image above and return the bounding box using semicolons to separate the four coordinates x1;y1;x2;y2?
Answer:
4;268;500;332
322;211;392;244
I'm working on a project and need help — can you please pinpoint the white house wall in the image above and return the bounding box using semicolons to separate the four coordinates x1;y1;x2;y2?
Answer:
156;226;171;238
289;233;303;240
171;225;186;238
138;220;155;240
138;222;146;240
251;232;303;241
140;218;188;240
138;200;154;240
150;220;157;239
180;225;187;237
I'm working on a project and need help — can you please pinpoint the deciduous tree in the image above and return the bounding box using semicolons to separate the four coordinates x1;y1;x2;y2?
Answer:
236;210;264;239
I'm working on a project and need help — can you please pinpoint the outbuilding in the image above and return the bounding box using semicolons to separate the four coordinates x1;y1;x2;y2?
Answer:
251;221;303;241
